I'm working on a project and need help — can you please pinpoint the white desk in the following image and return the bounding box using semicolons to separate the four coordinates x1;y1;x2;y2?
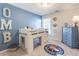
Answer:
19;29;48;54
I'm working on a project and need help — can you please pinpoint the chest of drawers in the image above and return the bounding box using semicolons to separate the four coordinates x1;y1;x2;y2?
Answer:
62;27;79;48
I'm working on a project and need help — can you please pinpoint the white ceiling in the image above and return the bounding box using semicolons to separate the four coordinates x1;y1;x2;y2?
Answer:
10;3;79;16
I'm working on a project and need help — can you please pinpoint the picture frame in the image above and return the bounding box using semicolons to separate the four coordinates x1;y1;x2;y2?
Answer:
53;17;57;21
53;23;57;27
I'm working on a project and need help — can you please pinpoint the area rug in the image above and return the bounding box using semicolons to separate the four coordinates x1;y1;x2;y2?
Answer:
44;44;64;56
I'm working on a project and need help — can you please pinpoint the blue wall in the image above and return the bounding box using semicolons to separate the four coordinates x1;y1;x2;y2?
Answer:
0;3;42;51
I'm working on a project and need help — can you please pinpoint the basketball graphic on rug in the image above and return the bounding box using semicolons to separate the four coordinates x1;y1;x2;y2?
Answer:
44;44;64;56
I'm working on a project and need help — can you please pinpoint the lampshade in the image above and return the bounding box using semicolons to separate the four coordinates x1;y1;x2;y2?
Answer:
72;16;79;23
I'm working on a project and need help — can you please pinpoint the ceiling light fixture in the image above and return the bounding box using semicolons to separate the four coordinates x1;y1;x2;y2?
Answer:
41;3;50;7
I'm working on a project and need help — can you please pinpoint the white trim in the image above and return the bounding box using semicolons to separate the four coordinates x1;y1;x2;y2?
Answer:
0;49;8;54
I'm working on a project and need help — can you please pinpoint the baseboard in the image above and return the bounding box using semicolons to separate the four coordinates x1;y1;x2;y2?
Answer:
0;49;8;54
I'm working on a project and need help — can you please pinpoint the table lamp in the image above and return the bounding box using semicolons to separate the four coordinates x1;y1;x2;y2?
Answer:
72;16;79;27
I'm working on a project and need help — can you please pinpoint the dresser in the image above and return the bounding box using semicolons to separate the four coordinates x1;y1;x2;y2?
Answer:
62;27;79;48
